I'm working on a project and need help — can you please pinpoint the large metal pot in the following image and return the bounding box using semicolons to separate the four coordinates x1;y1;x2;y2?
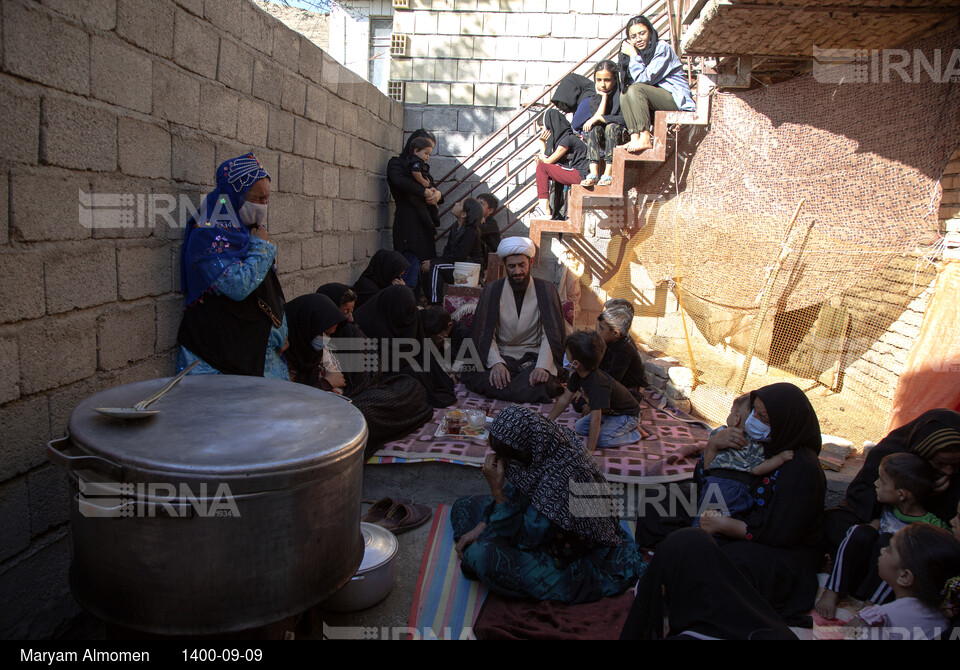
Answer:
320;523;398;612
48;375;367;635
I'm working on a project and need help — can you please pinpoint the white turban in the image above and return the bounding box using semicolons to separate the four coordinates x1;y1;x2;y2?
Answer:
497;236;537;259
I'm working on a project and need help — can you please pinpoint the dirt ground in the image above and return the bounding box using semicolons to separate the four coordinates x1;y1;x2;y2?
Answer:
644;333;884;450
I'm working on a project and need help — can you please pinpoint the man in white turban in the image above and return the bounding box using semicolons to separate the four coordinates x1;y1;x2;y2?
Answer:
462;237;566;403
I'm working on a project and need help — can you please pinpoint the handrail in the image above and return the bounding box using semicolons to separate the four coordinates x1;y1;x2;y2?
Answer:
432;2;675;242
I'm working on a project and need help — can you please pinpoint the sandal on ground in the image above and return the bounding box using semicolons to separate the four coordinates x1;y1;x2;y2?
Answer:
378;499;432;534
580;175;598;187
360;497;397;524
597;174;613;187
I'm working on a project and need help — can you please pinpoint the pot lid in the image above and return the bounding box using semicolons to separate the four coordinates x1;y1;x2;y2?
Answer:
66;375;367;483
357;522;398;573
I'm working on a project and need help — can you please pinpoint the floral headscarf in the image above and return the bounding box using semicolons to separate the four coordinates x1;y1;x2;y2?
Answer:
489;405;622;546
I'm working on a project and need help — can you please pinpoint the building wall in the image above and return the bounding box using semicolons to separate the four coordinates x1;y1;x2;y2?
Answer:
0;0;402;638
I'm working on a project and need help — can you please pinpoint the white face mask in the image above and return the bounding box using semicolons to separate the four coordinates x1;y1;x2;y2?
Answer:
311;334;330;351
238;201;267;229
744;410;771;442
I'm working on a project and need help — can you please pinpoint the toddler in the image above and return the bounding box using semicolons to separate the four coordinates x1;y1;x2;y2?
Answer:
694;394;793;527
548;330;641;453
404;136;441;231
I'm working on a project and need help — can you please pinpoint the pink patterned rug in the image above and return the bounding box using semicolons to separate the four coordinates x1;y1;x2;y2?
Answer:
368;384;711;484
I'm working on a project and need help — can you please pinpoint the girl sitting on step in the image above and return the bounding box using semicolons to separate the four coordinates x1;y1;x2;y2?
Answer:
574;60;628;188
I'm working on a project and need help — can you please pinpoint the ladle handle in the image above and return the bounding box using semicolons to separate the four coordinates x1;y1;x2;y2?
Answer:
135;361;200;410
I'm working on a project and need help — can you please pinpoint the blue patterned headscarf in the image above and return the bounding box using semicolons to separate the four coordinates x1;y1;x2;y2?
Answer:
179;154;271;305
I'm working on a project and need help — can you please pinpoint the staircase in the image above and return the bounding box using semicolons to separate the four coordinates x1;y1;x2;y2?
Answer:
528;73;714;249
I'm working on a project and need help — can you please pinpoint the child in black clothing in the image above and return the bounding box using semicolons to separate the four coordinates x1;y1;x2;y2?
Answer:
404;136;442;232
476;193;502;275
422;198;484;304
548;330;642;454
596;298;646;390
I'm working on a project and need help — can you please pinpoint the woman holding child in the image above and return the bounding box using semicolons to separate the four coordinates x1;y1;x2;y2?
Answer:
453;405;644;604
388;129;443;295
637;382;826;626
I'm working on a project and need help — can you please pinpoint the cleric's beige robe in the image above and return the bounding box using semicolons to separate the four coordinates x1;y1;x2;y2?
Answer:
486;279;558;375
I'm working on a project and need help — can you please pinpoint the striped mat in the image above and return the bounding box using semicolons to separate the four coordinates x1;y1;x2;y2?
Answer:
408;503;640;640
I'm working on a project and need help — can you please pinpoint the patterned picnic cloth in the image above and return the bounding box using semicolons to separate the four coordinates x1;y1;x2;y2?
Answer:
368;384;711;484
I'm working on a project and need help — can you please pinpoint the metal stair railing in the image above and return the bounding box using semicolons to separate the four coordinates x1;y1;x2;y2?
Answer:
433;1;675;241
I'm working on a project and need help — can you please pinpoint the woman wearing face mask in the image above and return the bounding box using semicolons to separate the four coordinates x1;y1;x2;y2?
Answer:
177;154;289;378
636;383;826;627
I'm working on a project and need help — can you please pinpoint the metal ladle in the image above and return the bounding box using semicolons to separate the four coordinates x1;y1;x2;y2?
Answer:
93;361;200;419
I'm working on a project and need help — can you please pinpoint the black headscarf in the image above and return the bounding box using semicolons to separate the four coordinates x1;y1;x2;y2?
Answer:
542;108;575;157
620;528;798;640
629;15;659;66
284;293;347;386
842;409;960;523
751;382;822;457
551;73;594;114
354;284;422;341
354;250;411;307
402;129;437;157
316;282;354;307
488;405;623;546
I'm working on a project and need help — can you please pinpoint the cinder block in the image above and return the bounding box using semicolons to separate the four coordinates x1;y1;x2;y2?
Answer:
117;117;170;179
341;104;359;137
155;293;182;353
414;11;439;35
28;465;71;537
19;312;97;394
434;59;458;82
273;24;302;71
273;236;301;274
217;38;255;94
428;83;451;105
314;197;332;232
301;159;323;198
2;1;90;95
281;73;307;115
198;83;240;138
298;39;324;85
267;108;296;153
117;240;174;300
0;80;39;164
405;82;428;105
173;9;219;79
241;0;274;55
277;154;304;195
153;62;200;127
292;118;317;160
204;0;243;37
90;35;152;114
97;301;157;370
171;128;216;185
43;242;117;314
0;477;31;562
252;59;284;103
236;97;269;147
0;335;19;405
301;236;323;269
575;13;600;39
116;0;174;58
269;193;314;236
497;84;519;107
524;0;547;10
551;12;577;38
322;233;340;266
503;16;529;37
479;61;503;82
483;12;506;35
304;84;328;125
0;396;49;481
332;134;351;167
41;96;117;173
10;169;91;242
39;0;117;30
321;52;340;96
546;0;571;12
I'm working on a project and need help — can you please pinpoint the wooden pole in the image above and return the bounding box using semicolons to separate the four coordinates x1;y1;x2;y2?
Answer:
734;199;807;392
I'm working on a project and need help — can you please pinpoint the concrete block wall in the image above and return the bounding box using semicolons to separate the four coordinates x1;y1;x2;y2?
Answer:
391;1;650;108
0;0;402;639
